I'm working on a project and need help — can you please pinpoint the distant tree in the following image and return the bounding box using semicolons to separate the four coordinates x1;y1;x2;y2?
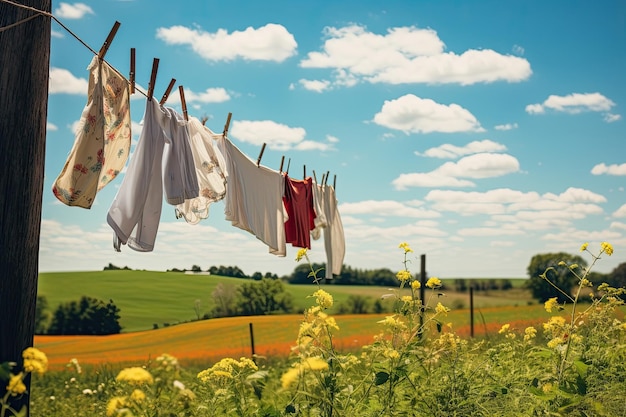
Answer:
191;265;202;273
35;295;50;335
336;295;371;314
454;279;468;292
47;296;122;335
193;299;202;320
605;262;626;289
238;278;294;315
525;252;587;303
264;272;278;279
289;263;326;284
210;283;239;318
252;272;263;281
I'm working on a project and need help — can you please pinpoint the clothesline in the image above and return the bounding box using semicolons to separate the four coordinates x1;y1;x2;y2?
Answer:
0;0;152;99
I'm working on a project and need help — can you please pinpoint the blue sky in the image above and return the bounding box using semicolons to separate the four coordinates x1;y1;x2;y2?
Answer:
42;0;625;278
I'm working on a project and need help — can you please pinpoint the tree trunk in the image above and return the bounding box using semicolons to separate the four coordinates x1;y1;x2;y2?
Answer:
0;0;51;414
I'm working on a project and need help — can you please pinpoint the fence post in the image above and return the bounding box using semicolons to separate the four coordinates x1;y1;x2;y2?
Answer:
419;254;426;338
470;286;474;338
249;322;256;363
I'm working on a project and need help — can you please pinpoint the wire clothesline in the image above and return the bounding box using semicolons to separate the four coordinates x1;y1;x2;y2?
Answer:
0;0;150;99
1;0;335;185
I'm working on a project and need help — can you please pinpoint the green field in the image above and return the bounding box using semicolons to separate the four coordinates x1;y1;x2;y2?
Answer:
38;270;534;332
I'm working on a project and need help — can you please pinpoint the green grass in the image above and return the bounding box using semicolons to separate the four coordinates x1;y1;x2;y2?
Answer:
38;270;534;332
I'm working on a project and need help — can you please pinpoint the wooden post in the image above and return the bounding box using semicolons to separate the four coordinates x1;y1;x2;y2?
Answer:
419;254;426;338
249;322;256;363
470;286;475;338
0;1;51;414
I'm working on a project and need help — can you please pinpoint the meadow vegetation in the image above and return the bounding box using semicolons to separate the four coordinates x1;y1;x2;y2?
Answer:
2;241;624;416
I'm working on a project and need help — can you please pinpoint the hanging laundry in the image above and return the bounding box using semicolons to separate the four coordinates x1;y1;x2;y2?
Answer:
107;98;165;252
310;177;327;241
216;137;287;256
175;117;227;224
107;99;198;252
320;183;345;279
53;56;131;208
160;107;199;205
283;174;316;249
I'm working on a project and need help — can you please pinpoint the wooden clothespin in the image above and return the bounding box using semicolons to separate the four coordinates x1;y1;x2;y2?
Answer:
303;165;307;179
286;158;291;174
324;171;330;185
333;174;337;190
256;143;266;167
321;172;326;186
223;112;232;135
160;78;176;105
98;21;121;60
129;48;135;94
313;170;318;183
178;85;188;121
147;58;159;101
279;156;285;173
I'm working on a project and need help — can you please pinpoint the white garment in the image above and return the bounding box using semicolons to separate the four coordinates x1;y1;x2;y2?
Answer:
175;117;227;224
158;107;199;205
321;185;345;278
310;178;327;240
217;137;287;256
107;98;165;252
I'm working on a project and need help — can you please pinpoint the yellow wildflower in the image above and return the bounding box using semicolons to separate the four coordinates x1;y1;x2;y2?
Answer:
312;289;333;309
401;295;413;303
23;347;48;375
398;242;413;253
580;278;592;287
601;241;613;256
499;324;510;334
426;277;442;289
547;337;565;349
411;280;421;290
377;315;407;332
580;242;589;252
6;373;26;396
295;248;308;261
302;357;329;371
383;348;400;359
524;326;537;342
129;389;146;402
106;396;127;417
396;270;412;282
116;367;154;385
544;297;559;313
435;302;450;315
280;367;299;389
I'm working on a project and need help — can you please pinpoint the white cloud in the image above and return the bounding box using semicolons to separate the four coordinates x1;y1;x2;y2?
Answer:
51;30;64;38
613;204;626;218
610;221;626;230
373;94;484;134
300;25;531;87
591;162;626;176
49;67;88;94
156;23;297;62
54;2;94;19
494;123;518;131
46;122;58;131
526;92;616;116
326;135;340;143
416;139;506;159
230;120;331;152
298;79;331;93
339;200;441;218
393;153;520;190
512;44;525;55
168;87;231;105
604;113;622;123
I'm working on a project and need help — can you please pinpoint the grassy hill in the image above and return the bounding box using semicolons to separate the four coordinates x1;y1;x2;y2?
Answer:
38;270;533;332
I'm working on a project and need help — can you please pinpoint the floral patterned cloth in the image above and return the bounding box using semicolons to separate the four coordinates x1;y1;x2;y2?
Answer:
52;56;131;208
174;117;227;224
